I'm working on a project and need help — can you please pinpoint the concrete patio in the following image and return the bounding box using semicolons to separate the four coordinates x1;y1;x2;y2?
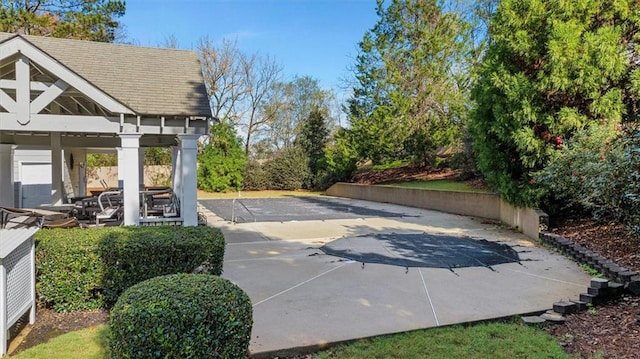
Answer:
199;196;591;357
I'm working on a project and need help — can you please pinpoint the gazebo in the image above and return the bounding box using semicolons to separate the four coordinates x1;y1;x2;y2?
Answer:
0;32;211;226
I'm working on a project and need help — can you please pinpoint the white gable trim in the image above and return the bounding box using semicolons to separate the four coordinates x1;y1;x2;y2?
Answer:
30;79;68;114
0;35;135;115
0;79;51;91
0;88;16;112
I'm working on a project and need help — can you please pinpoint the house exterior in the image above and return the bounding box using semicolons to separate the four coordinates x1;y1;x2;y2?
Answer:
0;32;211;226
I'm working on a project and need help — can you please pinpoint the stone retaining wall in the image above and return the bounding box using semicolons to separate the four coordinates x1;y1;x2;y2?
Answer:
539;232;640;295
326;182;548;241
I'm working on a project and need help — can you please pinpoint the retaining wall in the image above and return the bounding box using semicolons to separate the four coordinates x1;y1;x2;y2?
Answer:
326;183;547;241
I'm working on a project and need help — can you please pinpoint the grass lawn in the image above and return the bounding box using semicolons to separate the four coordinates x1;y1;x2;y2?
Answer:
12;325;108;359
382;179;490;193
12;322;568;359
315;322;569;359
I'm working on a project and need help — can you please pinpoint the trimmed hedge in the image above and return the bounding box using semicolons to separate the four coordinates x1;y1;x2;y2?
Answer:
35;226;225;312
36;227;105;312
109;274;252;359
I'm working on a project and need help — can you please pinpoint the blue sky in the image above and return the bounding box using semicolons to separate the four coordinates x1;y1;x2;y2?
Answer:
121;0;379;98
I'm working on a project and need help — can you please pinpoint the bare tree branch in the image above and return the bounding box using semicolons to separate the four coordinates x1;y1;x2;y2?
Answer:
198;37;248;126
240;54;283;155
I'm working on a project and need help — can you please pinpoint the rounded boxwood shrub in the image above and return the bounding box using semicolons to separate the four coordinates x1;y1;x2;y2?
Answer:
109;273;252;359
99;226;226;307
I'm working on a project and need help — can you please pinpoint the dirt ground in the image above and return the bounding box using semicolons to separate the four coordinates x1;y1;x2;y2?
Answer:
9;165;640;358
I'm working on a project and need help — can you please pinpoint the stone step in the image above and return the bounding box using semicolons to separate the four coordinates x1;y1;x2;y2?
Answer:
579;293;599;305
587;287;604;296
627;276;640;295
605;282;624;297
570;300;587;312
590;278;609;289
618;270;638;283
540;310;565;323
521;316;546;325
553;301;577;315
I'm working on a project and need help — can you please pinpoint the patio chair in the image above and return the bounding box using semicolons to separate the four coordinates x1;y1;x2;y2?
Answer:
162;193;180;217
0;207;40;229
95;190;123;225
1;207;71;229
41;217;82;229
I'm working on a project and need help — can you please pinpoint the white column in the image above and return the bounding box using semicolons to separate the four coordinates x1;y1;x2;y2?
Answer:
50;133;63;205
178;135;199;226
116;148;124;188
138;147;145;189
0;144;13;207
172;146;182;195
119;134;142;226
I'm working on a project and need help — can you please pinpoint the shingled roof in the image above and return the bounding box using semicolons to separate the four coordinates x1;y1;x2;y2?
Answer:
0;32;212;117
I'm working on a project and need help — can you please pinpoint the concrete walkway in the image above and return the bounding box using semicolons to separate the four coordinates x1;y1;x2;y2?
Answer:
199;196;590;358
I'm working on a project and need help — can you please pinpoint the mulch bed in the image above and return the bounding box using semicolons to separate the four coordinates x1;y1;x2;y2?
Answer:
551;217;640;272
546;217;640;359
545;295;640;359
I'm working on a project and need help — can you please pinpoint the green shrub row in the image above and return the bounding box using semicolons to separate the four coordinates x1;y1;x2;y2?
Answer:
536;123;640;233
109;274;252;359
35;226;225;312
243;147;311;190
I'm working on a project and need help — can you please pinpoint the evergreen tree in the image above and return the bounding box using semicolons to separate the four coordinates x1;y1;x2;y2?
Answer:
470;0;640;205
0;0;126;42
297;107;330;188
197;122;247;192
321;127;359;187
346;0;473;165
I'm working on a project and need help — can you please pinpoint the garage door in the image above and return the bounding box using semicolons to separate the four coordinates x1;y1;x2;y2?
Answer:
20;163;52;208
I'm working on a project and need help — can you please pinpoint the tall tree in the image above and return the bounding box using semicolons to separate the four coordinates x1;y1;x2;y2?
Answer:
470;0;640;206
240;54;283;156
198;37;248;125
297;106;330;188
0;0;126;42
263;76;335;152
346;0;473;165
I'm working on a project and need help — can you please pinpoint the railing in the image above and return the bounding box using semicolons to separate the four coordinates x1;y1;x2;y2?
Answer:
231;198;256;224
